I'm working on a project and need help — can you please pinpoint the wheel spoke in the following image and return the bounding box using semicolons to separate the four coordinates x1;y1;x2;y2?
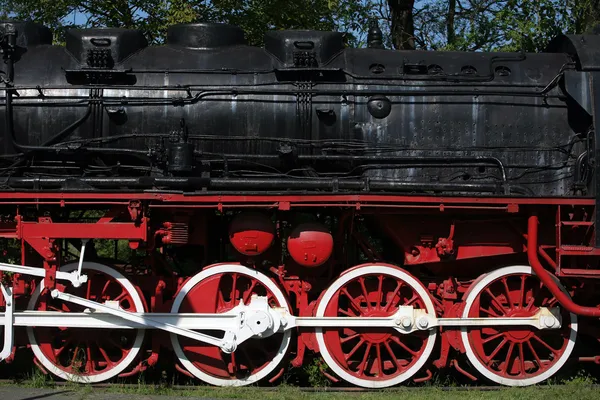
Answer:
485;338;507;365
384;341;402;371
532;334;559;355
376;275;384;310
53;339;72;358
357;342;372;376
502;342;515;374
345;338;365;360
97;343;114;367
502;278;512;307
480;306;501;317
404;294;419;307
375;343;383;376
485;288;508;315
359;278;371;310
518;343;526;376
526;339;543;369
339;307;357;317
243;279;258;304
384;282;402;312
341;288;365;315
390;336;417;356
340;333;361;344
482;332;505;344
519;275;526;308
85;343;94;373
230;273;238;305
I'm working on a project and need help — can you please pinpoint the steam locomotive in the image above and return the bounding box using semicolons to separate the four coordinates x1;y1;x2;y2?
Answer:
0;19;599;388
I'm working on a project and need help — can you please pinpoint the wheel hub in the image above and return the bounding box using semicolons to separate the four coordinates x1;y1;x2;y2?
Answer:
360;310;392;343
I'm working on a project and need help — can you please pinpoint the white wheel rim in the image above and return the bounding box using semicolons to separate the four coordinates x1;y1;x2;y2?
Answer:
461;265;577;386
315;264;437;388
27;262;145;383
170;263;292;386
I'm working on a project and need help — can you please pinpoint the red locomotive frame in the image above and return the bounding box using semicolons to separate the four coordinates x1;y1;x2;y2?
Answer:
1;191;599;386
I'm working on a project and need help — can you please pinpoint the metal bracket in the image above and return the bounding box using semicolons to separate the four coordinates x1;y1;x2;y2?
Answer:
73;239;89;288
0;284;13;361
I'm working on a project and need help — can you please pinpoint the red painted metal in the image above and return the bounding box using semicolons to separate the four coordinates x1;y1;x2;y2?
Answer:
464;269;573;381
527;215;600;317
18;220;147;240
228;212;275;256
172;268;287;381
288;223;334;268
30;268;142;378
0;191;592;205
319;266;431;383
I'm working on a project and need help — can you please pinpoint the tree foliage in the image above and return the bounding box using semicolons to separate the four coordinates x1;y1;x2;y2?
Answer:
1;0;600;51
0;0;370;46
367;0;600;51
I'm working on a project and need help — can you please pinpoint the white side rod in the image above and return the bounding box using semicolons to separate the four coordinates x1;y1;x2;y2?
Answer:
51;290;230;350
0;285;14;361
0;262;87;287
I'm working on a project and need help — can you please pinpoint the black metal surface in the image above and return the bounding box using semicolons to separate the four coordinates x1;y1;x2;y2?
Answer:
0;20;598;197
593;73;600;247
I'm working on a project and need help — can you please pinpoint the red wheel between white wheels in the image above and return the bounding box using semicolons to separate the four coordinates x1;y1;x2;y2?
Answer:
170;264;292;386
461;265;577;386
315;264;437;388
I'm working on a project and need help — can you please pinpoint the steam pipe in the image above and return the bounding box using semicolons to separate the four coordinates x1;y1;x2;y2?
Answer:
0;176;532;195
527;215;600;317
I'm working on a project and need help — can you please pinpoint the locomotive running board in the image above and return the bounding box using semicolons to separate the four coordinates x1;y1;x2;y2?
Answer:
0;290;563;355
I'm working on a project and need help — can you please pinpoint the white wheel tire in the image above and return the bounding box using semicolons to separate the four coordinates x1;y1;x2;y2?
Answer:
315;264;437;388
170;264;292;386
461;265;577;386
27;262;146;383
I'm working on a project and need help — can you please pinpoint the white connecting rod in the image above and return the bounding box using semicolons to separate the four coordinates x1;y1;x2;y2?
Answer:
0;262;88;288
50;289;230;349
1;292;561;354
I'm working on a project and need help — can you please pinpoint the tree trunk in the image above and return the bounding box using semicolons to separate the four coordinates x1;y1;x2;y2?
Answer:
447;0;456;47
387;0;416;50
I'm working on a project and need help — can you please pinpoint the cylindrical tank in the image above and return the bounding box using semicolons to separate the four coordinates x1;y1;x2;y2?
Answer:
287;223;333;268
228;212;275;256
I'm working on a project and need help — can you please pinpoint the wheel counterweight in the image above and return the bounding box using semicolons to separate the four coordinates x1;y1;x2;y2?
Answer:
315;264;437;388
27;262;145;383
461;265;577;386
170;263;292;386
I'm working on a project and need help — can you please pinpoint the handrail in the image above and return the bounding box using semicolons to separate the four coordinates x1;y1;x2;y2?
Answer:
527;215;600;317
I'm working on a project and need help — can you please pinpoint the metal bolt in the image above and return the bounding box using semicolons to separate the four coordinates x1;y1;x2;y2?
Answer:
418;317;429;329
543;316;555;328
401;317;412;329
394;318;402;326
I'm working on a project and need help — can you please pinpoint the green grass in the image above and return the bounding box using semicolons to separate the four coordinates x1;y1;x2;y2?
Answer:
1;365;598;400
2;376;600;400
3;384;599;400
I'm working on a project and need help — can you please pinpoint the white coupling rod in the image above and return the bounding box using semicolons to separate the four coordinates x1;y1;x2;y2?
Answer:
50;290;231;351
0;262;88;288
0;284;14;361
